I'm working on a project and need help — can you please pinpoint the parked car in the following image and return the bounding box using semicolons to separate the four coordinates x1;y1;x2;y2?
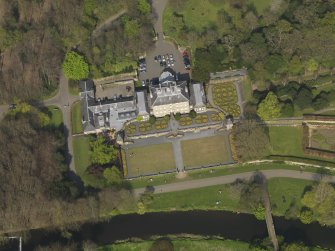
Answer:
154;56;158;62
141;80;145;86
160;61;164;67
9;104;16;110
157;55;162;62
146;79;150;85
169;54;173;59
183;57;191;69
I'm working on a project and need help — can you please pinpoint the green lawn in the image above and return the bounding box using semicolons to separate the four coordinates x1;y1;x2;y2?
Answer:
100;238;251;251
268;178;314;217
126;143;175;176
47;105;62;127
269;126;304;156
73;136;105;188
71;101;83;134
181;135;231;168
148;184;240;213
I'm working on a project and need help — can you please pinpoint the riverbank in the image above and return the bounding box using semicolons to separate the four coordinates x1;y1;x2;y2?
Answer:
99;235;328;251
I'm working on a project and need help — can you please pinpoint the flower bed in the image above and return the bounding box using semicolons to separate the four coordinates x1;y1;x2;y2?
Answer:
212;83;240;117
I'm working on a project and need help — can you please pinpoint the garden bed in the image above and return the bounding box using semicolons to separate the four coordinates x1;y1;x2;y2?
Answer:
195;114;209;124
212;83;240;117
179;116;193;126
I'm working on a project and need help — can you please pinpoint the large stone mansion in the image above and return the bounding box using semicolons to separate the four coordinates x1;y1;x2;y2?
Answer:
79;69;206;134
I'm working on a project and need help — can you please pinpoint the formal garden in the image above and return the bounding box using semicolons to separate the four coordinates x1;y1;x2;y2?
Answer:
211;82;241;117
124;116;170;135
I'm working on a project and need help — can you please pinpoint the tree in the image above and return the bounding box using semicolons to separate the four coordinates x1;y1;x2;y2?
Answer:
138;0;151;15
103;166;122;185
299;208;313;224
289;55;304;75
294;87;313;109
301;182;335;225
149;115;156;125
280;102;294;117
306;58;318;73
253;203;266;220
257;92;281;120
231;120;271;161
90;135;118;165
189;110;197;118
174;112;181;121
62;51;89;80
312;91;329;110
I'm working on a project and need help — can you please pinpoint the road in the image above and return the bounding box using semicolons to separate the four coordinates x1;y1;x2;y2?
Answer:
139;0;189;81
42;72;79;172
133;169;335;196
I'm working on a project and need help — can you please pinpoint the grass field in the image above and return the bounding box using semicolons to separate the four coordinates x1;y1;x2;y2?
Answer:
99;238;251;251
268;178;314;217
126;143;175;176
71;101;83;134
149;183;240;213
73;136;105;188
269;126;304;156
47;105;62;127
181;135;231;168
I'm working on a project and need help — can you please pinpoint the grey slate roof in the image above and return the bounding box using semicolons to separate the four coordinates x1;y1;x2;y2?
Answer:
190;82;206;108
80;80;137;133
136;90;149;116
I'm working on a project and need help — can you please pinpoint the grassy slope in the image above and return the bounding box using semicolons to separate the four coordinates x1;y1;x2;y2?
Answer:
47;105;63;127
268;178;313;216
99;238;251;251
71;101;83;134
148;184;240;213
269;126;304;156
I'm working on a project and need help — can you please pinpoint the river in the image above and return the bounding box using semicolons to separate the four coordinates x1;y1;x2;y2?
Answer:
3;210;335;250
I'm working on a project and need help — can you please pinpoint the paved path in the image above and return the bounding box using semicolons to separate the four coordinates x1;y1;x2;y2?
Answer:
171;140;184;172
92;9;127;38
133;169;335;196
